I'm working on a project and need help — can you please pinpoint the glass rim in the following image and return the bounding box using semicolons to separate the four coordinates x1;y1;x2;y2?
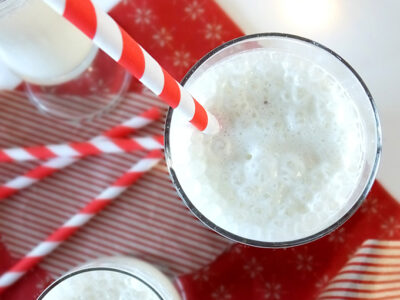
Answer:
164;32;382;248
37;266;164;300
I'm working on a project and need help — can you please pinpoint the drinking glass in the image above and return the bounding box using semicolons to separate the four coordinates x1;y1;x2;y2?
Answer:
165;33;382;248
0;0;130;121
37;257;182;300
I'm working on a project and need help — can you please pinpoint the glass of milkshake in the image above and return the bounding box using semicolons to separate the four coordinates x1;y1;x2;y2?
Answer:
37;257;182;300
0;0;130;120
165;33;382;247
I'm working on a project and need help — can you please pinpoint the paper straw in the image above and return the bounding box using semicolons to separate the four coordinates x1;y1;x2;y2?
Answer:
0;150;163;293
43;0;219;134
0;107;160;201
101;107;160;138
0;136;163;163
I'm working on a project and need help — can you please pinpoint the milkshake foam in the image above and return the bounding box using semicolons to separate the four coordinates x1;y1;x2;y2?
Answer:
43;270;161;300
40;257;181;300
169;49;365;242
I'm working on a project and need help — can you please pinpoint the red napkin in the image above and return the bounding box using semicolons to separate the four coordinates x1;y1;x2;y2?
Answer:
179;181;400;299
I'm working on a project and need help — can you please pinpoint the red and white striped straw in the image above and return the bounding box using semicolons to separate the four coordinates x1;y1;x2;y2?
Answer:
102;107;160;138
43;0;219;135
0;136;163;163
0;107;160;201
0;150;163;293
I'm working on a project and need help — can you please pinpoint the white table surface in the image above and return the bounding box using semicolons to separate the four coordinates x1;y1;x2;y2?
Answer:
216;0;400;200
1;0;398;199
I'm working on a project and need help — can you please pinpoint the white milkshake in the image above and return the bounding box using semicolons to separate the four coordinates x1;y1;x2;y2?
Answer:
168;48;368;243
0;0;96;85
39;257;181;300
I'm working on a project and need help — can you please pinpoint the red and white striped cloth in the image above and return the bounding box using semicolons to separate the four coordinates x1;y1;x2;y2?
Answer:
43;0;219;134
0;107;160;201
0;136;163;163
0;150;163;293
319;240;400;300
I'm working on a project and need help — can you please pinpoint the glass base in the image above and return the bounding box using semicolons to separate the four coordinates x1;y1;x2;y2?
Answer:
26;49;131;122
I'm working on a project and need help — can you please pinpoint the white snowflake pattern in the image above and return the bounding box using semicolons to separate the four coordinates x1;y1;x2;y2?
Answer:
211;285;232;299
35;280;47;291
89;79;110;93
83;67;94;78
152;27;173;48
264;282;282;300
296;254;314;272
315;274;330;289
40;86;58;94
193;266;210;282
381;216;400;237
328;227;346;244
243;257;263;278
133;7;154;26
361;197;379;214
204;22;223;43
232;244;244;254
172;50;192;69
35;274;53;291
184;0;205;20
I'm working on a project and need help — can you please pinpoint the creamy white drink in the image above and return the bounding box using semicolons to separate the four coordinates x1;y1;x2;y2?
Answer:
0;0;96;85
169;49;365;243
43;271;161;300
40;257;181;300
